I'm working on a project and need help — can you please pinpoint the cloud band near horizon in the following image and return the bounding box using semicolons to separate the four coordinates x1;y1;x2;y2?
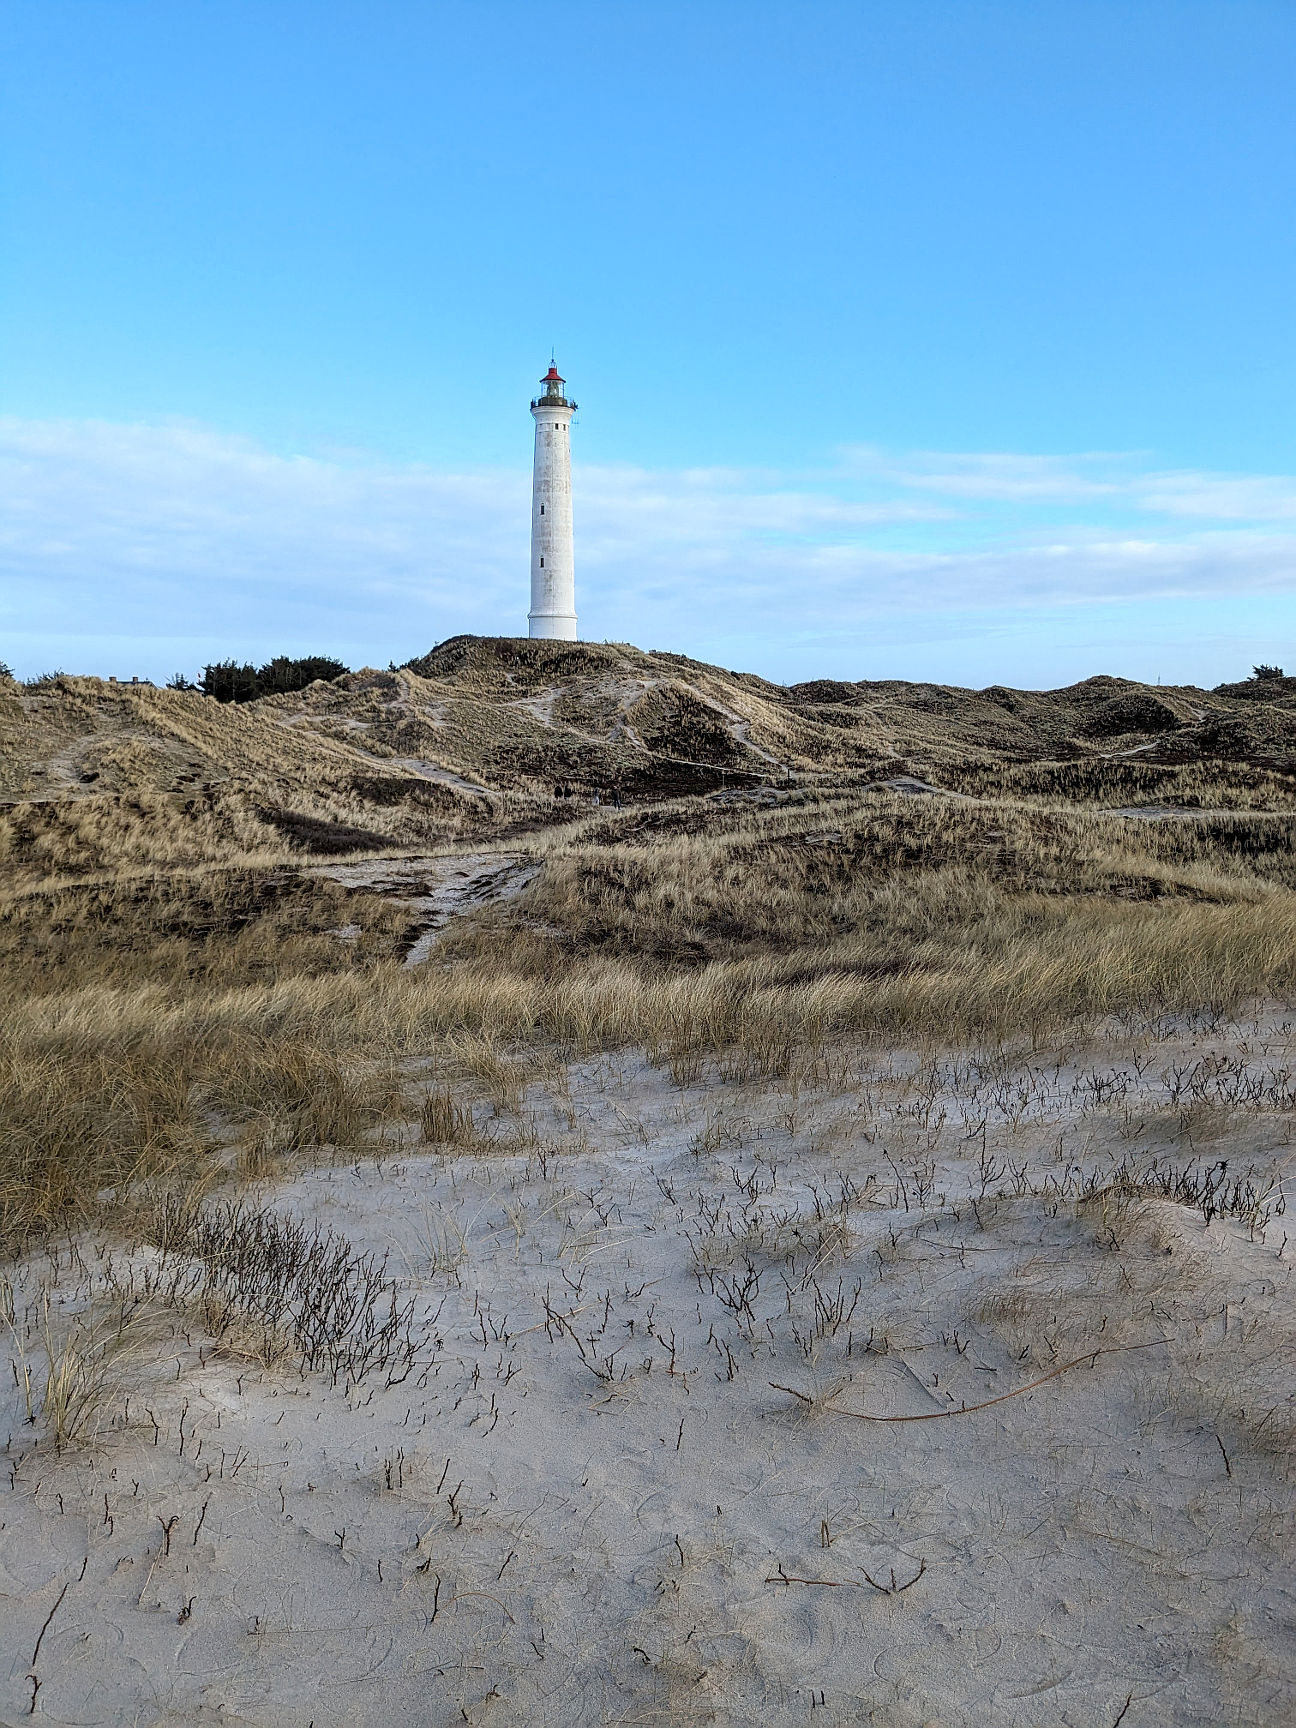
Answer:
3;416;1294;688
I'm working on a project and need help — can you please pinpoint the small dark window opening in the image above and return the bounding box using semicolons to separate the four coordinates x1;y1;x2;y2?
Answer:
540;557;544;567
540;504;544;514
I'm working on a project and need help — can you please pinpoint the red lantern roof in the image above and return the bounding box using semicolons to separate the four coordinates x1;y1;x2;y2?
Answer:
543;365;565;382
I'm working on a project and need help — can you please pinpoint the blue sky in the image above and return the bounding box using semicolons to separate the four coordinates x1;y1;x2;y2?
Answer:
3;1;1295;688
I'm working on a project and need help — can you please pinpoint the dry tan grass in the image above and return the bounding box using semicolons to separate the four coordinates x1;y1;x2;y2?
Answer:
4;1285;176;1452
5;832;1296;1250
7;651;1294;882
6;657;1296;1253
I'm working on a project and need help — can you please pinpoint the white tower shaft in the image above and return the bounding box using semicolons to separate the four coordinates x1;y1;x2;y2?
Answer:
529;367;577;640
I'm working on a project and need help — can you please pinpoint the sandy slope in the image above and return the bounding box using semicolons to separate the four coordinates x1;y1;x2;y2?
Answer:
3;1025;1295;1726
309;853;541;964
9;650;1296;884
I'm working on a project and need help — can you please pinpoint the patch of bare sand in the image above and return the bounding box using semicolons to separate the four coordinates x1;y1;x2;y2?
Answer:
3;1020;1295;1725
310;853;540;965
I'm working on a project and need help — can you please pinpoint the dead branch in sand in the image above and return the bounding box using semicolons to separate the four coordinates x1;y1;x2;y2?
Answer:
771;1337;1168;1423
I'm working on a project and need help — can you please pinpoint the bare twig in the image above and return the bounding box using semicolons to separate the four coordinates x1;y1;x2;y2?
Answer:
860;1558;926;1594
31;1579;69;1668
766;1557;926;1594
788;1338;1169;1424
768;1380;815;1406
765;1563;848;1588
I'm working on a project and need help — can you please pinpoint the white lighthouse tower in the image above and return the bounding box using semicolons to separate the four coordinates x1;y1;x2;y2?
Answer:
528;362;577;640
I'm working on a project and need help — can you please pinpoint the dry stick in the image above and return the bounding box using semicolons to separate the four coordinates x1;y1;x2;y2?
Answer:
774;1338;1168;1425
765;1559;926;1594
769;1381;814;1406
860;1558;926;1595
442;1587;515;1623
30;1579;69;1669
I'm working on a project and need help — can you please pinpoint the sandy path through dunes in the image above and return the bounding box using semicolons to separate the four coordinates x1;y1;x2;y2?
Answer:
310;852;540;963
3;1022;1295;1725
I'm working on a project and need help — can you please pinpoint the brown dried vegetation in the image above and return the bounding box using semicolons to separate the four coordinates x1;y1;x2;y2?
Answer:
5;642;1296;1251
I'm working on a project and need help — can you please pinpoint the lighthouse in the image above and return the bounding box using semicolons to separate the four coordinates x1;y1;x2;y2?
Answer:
528;363;577;640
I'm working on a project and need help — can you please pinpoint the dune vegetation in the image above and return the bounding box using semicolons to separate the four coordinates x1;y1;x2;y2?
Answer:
4;645;1296;1724
5;753;1296;1249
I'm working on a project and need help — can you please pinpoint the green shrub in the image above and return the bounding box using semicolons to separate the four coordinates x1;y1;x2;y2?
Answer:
200;655;350;703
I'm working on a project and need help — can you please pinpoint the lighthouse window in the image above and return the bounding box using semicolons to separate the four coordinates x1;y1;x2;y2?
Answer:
540;504;544;514
540;558;544;567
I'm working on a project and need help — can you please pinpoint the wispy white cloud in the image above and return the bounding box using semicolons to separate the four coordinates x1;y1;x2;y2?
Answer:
1134;472;1296;521
0;416;524;592
839;445;1127;502
581;463;952;547
2;415;1295;681
841;442;1296;523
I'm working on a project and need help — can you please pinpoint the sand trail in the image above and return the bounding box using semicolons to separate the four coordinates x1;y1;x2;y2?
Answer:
310;852;540;964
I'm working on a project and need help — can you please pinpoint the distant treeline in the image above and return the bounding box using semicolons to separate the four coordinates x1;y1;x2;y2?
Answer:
184;657;351;703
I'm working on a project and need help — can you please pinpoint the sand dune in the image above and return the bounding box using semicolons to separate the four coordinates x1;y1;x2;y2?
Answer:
4;1022;1292;1726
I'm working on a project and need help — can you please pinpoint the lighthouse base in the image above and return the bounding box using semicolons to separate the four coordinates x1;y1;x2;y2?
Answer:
528;613;578;642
